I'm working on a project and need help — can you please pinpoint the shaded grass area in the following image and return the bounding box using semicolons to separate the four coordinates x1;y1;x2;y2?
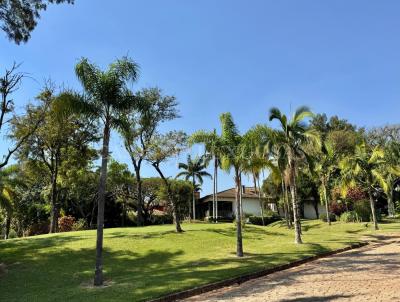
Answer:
1;220;399;302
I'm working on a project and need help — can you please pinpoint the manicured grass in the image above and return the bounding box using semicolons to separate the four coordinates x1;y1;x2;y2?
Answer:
1;220;399;302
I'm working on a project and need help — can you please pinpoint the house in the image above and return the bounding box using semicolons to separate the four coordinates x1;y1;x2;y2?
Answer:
197;186;277;219
197;186;326;220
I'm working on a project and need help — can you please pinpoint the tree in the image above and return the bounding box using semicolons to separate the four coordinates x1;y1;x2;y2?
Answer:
66;56;139;286
381;141;400;217
146;131;187;232
312;139;338;225
0;165;19;239
1;0;74;44
269;106;317;244
241;124;273;225
120;87;178;226
218;112;245;257
0;63;45;169
340;142;390;230
189;129;223;222
14;88;97;233
176;154;211;220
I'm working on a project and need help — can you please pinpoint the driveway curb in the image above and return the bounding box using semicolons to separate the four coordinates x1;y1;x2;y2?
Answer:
148;241;368;302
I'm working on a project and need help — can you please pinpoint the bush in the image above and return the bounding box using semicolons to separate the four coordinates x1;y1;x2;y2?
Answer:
71;219;87;231
339;211;360;223
248;214;281;226
151;214;173;225
58;216;76;232
8;229;17;239
320;213;337;222
27;221;49;236
352;199;381;222
329;201;347;216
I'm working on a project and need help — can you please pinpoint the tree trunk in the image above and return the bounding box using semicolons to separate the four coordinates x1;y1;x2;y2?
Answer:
49;157;59;234
215;158;218;222
4;213;11;240
281;179;290;229
134;166;144;226
235;170;243;257
192;176;196;220
323;181;331;225
212;159;216;222
94;122;111;286
387;192;395;218
153;164;183;233
289;157;302;244
257;175;264;226
368;190;379;230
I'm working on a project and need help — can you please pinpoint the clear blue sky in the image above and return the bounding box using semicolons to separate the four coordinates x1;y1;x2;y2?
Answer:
1;0;400;194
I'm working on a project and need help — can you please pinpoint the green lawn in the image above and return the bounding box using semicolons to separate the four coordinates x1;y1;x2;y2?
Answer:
1;220;400;302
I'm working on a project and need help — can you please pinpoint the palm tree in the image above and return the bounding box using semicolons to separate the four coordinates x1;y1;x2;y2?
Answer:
269;106;317;244
313;139;338;225
218;112;245;257
381;141;400;217
190;129;223;222
67;57;139;286
340;142;394;230
176;154;211;220
242;125;274;225
0;165;18;239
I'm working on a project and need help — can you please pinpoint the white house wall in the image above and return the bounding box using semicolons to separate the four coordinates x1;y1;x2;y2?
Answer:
303;202;327;219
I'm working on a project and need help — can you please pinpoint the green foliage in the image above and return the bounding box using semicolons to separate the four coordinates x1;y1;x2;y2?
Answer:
248;214;281;226
339;211;360;223
71;219;87;231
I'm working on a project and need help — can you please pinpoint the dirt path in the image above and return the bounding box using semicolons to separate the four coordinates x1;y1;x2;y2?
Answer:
182;235;400;302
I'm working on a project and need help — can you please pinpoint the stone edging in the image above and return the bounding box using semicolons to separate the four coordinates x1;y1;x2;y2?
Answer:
147;241;368;302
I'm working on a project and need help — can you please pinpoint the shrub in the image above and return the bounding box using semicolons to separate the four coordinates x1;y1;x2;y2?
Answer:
329;201;347;216
8;229;17;239
352;199;383;222
339;211;360;223
320;213;337;222
58;216;76;232
151;214;173;225
27;221;49;236
71;218;87;231
248;214;281;226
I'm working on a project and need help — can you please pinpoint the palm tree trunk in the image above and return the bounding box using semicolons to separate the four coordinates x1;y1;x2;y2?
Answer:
387;190;395;218
289;158;302;244
212;159;216;222
285;182;293;228
323;181;331;225
94;122;111;286
215;158;218;222
368;190;379;230
281;179;290;229
257;175;265;226
192;176;196;220
235;169;243;257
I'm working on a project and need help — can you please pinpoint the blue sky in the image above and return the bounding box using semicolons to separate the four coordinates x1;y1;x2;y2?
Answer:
1;0;400;194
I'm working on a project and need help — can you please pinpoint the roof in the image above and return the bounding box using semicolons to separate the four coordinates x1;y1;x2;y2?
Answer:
199;187;259;203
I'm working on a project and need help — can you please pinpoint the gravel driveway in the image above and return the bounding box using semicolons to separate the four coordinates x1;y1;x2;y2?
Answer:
182;235;400;302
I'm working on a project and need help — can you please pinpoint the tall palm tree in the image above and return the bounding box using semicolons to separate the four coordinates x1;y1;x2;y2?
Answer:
190;129;223;221
313;139;338;225
176;154;211;220
218;112;246;257
381;141;400;217
242;125;274;225
340;142;395;230
269;106;317;244
66;57;139;286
